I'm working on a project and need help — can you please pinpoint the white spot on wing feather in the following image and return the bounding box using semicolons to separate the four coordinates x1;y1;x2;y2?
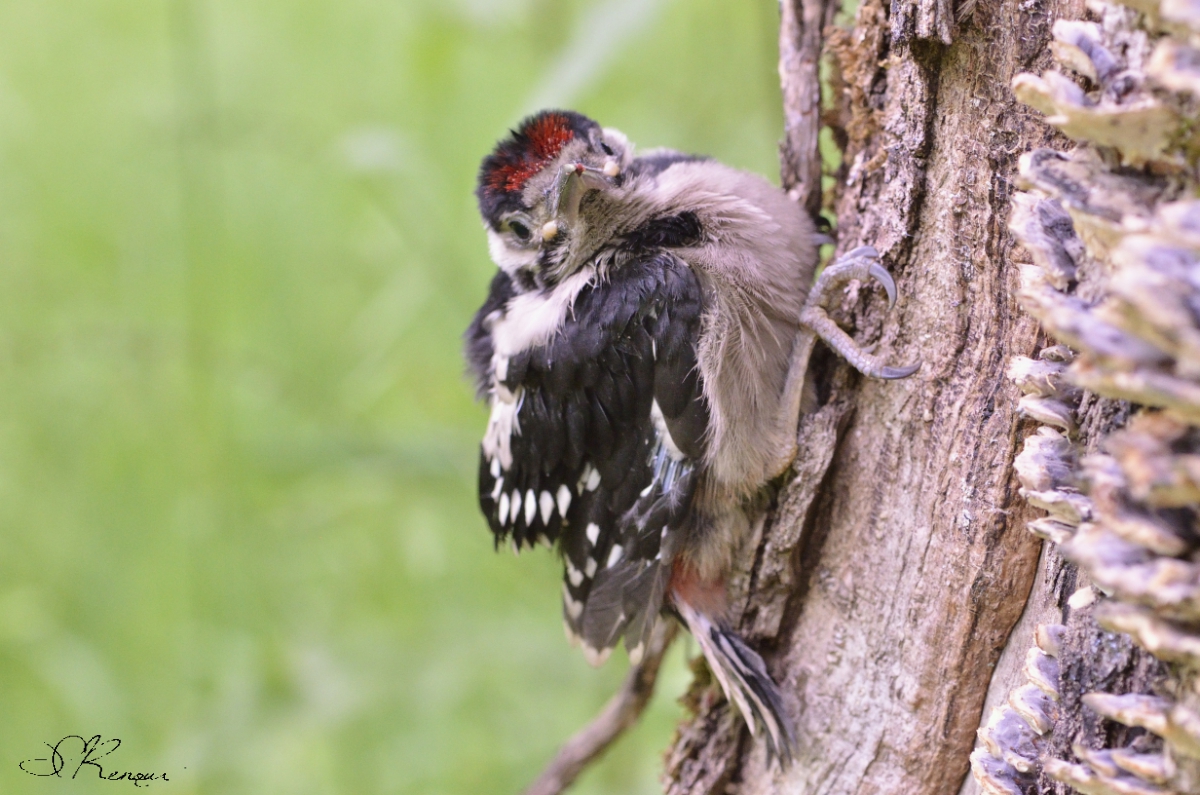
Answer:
482;391;521;471
510;490;522;525
566;562;583;587
607;544;623;567
563;584;583;619
556;484;571;517
481;267;595;477
524;489;536;525
586;523;600;545
539;491;554;525
584;558;597;578
650;399;686;461
498;493;510;525
582;644;611;667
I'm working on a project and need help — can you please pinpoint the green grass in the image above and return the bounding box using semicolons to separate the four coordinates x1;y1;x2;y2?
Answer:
0;1;784;792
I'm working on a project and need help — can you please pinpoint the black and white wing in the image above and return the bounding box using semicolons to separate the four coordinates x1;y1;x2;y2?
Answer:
467;249;707;664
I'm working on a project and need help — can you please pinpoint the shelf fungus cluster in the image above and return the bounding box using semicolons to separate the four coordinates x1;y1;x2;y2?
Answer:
973;1;1200;792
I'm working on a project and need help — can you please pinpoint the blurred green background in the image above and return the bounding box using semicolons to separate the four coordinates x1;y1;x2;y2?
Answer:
0;0;784;792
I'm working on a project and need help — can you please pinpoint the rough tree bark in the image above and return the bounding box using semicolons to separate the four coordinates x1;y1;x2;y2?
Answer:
662;0;1093;792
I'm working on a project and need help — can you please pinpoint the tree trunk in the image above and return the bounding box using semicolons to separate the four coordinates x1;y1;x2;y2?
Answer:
664;0;1200;789
664;0;1090;791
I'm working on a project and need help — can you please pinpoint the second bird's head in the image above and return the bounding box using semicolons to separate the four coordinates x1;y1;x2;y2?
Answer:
476;110;633;289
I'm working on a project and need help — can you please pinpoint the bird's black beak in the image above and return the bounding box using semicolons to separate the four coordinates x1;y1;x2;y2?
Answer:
544;162;620;240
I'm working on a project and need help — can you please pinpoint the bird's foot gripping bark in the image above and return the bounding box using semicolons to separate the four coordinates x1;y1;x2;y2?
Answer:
770;246;917;478
800;245;919;380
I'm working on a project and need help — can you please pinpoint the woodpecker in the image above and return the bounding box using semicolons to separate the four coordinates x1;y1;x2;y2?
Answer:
465;110;915;762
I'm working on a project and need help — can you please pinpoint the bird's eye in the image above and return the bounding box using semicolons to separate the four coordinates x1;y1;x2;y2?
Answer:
509;220;531;242
600;142;615;156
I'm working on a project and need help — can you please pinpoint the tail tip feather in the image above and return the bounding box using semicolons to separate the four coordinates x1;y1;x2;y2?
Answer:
677;602;797;766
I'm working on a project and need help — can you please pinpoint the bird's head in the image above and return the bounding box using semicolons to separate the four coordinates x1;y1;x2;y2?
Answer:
476;110;631;289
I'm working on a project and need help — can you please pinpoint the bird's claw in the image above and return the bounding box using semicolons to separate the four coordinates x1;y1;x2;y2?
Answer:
879;363;921;379
803;245;918;380
842;245;879;260
868;261;897;308
833;246;895;308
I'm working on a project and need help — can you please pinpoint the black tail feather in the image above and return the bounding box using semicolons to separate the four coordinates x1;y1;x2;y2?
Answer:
676;602;796;765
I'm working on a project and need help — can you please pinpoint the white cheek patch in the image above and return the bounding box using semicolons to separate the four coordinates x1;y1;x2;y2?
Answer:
486;228;538;277
600;127;631;166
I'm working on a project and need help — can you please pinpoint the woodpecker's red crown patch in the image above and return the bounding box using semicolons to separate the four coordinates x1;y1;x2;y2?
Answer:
484;112;575;194
476;110;601;225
